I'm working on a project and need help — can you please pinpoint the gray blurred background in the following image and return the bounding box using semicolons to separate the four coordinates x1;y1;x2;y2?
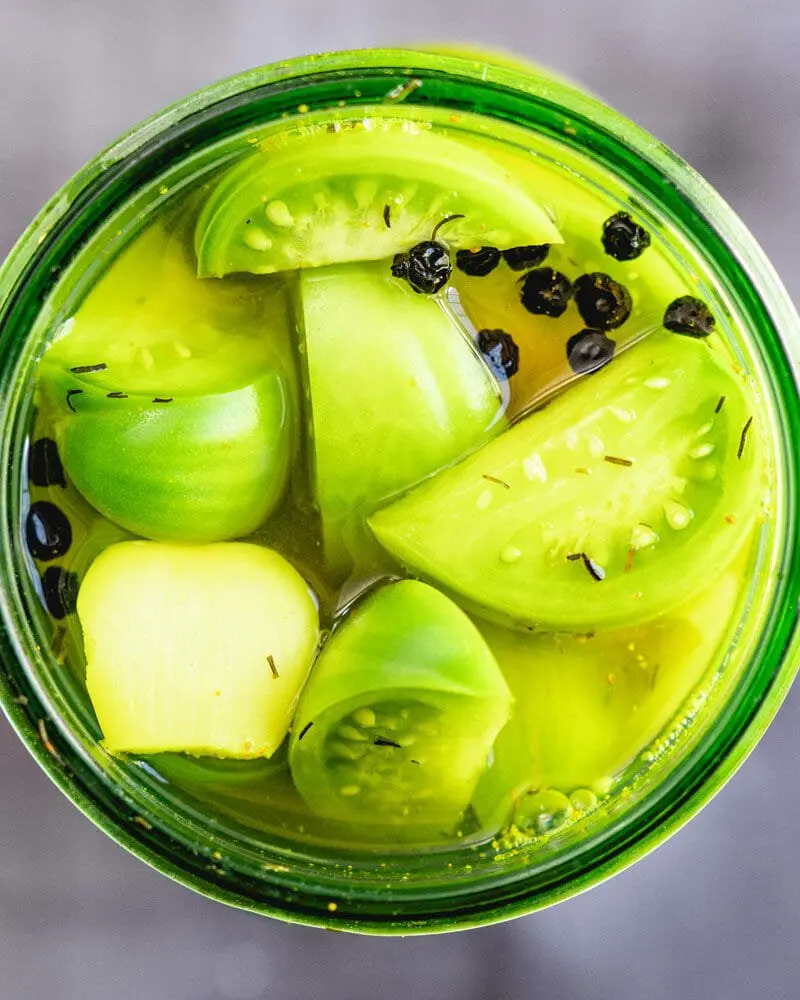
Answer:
1;1;799;998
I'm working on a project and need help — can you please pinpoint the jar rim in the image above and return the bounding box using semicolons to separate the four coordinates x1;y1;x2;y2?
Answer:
0;48;799;934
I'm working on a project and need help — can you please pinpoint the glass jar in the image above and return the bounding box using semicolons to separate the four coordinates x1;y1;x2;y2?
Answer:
0;48;798;934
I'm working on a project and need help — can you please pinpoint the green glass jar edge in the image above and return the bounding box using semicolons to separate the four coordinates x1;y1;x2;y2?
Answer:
0;48;798;934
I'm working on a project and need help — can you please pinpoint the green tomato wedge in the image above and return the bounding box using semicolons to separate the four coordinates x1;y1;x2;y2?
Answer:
79;541;319;757
298;262;505;575
369;332;763;631
195;119;561;277
288;580;511;829
38;221;294;543
471;558;746;831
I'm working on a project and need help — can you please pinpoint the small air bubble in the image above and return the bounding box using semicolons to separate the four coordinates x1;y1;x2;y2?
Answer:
569;788;598;812
689;442;715;458
644;376;670;389
477;490;494;510
500;546;522;564
339;785;361;796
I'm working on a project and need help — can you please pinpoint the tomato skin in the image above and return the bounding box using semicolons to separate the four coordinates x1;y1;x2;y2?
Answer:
370;333;763;631
45;366;292;543
288;580;512;827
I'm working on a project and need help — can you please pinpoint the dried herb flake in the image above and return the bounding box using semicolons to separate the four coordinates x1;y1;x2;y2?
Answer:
482;473;510;489
297;721;314;741
70;363;108;374
267;654;279;679
737;416;753;459
65;389;83;412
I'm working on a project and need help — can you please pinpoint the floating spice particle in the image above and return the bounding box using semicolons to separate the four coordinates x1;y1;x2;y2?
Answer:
663;295;716;338
566;552;583;562
383;204;391;229
392;241;451;294
566;330;615;374
40;565;79;619
267;654;279;679
581;553;605;581
715;395;726;413
625;547;636;573
373;737;402;748
410;759;421;765
725;513;737;525
502;244;550;271
106;391;128;399
519;267;573;317
481;473;510;489
297;721;314;741
28;438;66;489
152;397;174;404
574;467;591;475
26;500;72;562
431;213;465;240
601;211;651;261
65;389;83;412
603;455;633;467
574;272;632;331
477;328;520;379
456;246;501;276
650;663;661;691
69;362;108;374
737;416;753;459
133;815;153;831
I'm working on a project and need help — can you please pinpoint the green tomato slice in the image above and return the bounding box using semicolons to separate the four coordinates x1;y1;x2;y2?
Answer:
298;262;505;575
369;332;763;631
38;221;295;542
195;119;561;277
79;541;320;758
288;580;511;829
471;557;746;831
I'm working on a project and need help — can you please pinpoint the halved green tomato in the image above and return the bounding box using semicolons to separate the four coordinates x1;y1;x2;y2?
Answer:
38;221;295;542
79;541;320;757
195;119;561;277
298;262;505;575
471;556;746;831
288;580;511;828
369;332;763;631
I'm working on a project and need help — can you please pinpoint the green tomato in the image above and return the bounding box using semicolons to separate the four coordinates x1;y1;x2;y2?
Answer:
471;557;747;831
289;580;512;830
298;262;505;575
79;541;320;758
38;220;295;542
370;332;762;631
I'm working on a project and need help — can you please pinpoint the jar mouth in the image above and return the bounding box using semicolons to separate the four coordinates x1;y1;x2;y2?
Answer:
0;48;799;934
